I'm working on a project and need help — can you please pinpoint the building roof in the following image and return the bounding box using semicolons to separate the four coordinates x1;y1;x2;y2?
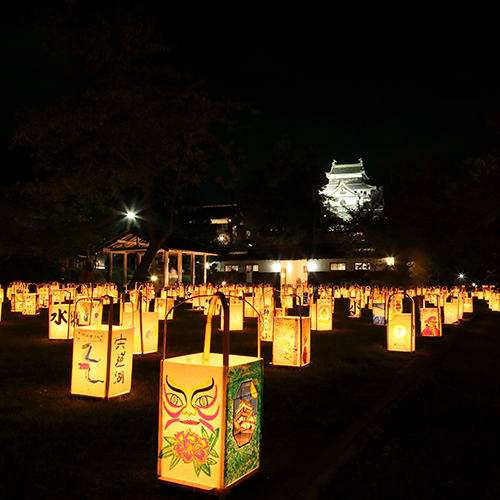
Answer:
219;244;378;262
94;229;219;256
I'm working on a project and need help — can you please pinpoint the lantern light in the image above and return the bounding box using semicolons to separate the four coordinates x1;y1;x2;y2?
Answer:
158;293;263;493
386;257;395;267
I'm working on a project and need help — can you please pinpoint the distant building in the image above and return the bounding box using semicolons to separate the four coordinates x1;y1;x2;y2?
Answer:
321;158;383;219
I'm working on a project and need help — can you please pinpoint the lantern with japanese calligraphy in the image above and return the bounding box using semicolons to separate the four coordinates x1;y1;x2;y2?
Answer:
257;286;274;342
387;293;415;352
158;292;262;494
71;297;134;398
49;295;76;340
272;314;311;367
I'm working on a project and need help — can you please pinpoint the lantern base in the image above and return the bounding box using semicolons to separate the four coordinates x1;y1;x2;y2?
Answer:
158;468;259;496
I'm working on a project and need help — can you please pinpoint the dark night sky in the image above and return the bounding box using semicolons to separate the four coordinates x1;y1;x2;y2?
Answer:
2;1;499;200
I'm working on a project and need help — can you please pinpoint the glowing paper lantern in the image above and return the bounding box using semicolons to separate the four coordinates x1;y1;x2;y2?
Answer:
9;282;25;312
71;299;134;398
443;299;460;324
22;284;40;316
463;293;473;314
155;297;175;320
272;315;311;367
387;294;415;352
348;298;362;318
158;293;262;494
221;295;244;331
420;307;442;337
315;296;333;331
257;286;274;342
49;300;76;340
121;300;159;355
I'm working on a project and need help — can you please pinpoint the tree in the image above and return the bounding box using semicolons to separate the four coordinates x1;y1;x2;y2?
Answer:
241;137;338;245
381;148;500;284
10;2;250;281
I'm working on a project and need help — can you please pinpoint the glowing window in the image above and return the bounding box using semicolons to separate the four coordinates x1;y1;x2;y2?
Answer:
225;265;239;272
354;262;371;271
330;262;346;271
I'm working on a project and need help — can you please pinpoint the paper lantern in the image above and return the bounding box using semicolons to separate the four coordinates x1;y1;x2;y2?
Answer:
38;284;50;308
221;295;244;331
158;293;262;494
257;286;274;342
443;299;460;324
272;315;311;367
9;282;25;312
49;300;76;340
348;298;362;318
463;293;473;314
387;294;415;352
420;306;442;337
121;299;159;355
22;284;40;316
75;298;103;327
71;298;134;398
315;296;333;331
155;297;175;321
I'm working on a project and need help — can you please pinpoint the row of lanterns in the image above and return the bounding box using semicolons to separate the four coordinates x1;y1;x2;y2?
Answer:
1;279;492;495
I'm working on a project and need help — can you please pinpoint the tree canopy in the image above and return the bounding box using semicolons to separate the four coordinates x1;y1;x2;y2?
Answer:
8;2;251;279
240;137;339;245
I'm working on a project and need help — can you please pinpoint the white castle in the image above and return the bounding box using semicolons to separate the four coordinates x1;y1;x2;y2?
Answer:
321;158;383;219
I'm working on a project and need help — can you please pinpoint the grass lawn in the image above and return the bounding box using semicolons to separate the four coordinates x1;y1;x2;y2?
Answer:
0;298;448;499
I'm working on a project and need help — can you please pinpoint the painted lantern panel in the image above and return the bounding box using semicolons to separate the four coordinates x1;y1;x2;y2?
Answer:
272;317;311;367
372;302;387;325
159;354;262;491
122;309;159;354
387;313;415;352
71;325;134;398
316;298;333;331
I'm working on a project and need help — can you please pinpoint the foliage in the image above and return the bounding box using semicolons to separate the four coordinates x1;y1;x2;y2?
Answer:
241;136;338;245
382;149;500;284
8;2;250;277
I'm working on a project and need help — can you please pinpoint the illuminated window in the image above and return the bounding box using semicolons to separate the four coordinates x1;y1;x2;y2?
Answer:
246;264;259;272
354;262;371;270
330;262;346;271
225;265;239;272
